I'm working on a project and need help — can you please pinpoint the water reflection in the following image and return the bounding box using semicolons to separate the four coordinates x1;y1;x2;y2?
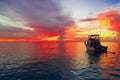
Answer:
0;42;71;80
0;42;120;80
87;51;103;64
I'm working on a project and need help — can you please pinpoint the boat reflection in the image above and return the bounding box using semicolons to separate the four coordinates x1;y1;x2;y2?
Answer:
0;42;120;80
87;51;104;64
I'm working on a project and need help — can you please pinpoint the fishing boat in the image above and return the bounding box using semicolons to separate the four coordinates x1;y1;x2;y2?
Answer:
84;34;107;53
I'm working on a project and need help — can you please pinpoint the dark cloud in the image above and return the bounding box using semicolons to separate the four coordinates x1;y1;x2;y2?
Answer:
0;0;74;38
0;25;36;39
0;25;26;33
80;18;97;22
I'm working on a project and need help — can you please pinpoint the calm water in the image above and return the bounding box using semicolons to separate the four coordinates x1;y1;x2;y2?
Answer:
0;42;120;80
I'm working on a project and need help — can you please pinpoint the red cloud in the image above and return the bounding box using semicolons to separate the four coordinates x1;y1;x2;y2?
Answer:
97;10;120;32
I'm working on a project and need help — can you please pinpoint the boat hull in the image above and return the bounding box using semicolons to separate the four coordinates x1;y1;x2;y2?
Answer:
86;46;107;53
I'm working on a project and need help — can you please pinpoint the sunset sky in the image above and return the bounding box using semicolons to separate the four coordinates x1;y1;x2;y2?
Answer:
0;0;120;41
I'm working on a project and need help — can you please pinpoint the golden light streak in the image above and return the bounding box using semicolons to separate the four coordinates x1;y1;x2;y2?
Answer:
41;36;59;41
0;15;34;31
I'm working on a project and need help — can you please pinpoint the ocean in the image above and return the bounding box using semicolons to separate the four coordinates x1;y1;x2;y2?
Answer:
0;42;120;80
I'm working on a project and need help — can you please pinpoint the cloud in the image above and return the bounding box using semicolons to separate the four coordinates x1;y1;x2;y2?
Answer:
0;0;74;38
64;26;83;39
97;10;120;32
0;24;37;39
0;15;34;31
80;18;97;22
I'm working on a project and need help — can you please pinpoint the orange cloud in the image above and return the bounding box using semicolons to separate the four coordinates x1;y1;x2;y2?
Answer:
64;26;83;40
97;10;120;32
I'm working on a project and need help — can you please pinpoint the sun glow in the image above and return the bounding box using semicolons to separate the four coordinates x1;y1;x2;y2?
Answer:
99;20;111;27
41;36;59;41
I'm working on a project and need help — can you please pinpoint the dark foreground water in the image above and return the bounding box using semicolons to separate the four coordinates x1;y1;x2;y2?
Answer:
0;42;120;80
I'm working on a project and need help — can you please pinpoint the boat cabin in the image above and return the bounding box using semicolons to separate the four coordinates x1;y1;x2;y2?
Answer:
86;34;101;47
88;34;100;40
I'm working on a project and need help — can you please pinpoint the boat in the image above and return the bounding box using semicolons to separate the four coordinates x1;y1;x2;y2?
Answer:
84;34;107;53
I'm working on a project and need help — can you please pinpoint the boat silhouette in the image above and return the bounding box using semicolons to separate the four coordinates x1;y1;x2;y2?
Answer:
84;34;107;53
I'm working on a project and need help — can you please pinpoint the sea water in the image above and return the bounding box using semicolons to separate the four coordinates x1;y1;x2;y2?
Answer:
0;42;120;80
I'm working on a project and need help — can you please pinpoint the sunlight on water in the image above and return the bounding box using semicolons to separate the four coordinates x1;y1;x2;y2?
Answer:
0;42;120;80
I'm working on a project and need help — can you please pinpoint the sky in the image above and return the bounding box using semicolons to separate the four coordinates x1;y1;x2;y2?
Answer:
0;0;120;41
